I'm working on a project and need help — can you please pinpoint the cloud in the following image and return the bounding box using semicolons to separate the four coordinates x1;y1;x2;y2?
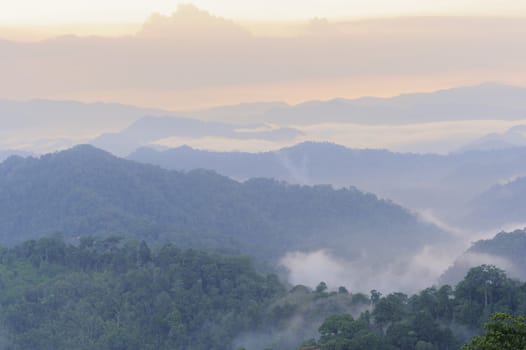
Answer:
138;4;251;39
293;119;526;154
131;119;526;155
1;12;526;109
279;244;464;295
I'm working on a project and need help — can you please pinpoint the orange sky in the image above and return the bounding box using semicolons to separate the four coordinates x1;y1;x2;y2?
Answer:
1;6;525;110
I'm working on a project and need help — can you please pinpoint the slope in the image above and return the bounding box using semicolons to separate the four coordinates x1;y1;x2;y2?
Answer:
0;145;444;266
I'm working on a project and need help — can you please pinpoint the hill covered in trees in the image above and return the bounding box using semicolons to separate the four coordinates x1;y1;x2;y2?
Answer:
441;229;526;285
1;237;525;350
298;264;526;350
466;176;526;229
0;236;283;350
0;146;443;269
128;142;526;226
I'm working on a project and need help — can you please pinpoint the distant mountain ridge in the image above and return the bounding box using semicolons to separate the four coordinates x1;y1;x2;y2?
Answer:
3;83;526;156
183;83;526;125
458;125;526;152
91;116;303;156
466;175;526;229
128;141;526;228
0;145;444;268
0;149;33;163
441;229;526;285
0;99;170;133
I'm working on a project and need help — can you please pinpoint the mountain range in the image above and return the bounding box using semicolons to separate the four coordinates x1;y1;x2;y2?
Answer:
92;116;303;156
129;141;526;229
0;145;444;270
465;175;526;229
3;83;526;155
441;229;526;285
183;82;526;125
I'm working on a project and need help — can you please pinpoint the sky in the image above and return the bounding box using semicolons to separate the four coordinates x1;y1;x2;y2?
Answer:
1;0;526;25
1;2;526;111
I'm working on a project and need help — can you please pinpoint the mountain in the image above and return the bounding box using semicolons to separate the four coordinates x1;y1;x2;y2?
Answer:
185;83;526;125
182;101;288;122
91;116;303;156
128;142;526;225
458;125;526;152
4;83;526;155
465;175;526;229
0;149;33;163
441;229;526;285
0;145;444;269
0;99;174;153
0;99;169;134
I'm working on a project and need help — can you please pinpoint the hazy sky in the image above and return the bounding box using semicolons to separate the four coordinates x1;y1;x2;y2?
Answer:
1;4;526;110
2;0;526;25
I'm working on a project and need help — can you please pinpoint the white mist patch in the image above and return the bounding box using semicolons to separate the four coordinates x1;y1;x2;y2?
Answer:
497;175;522;186
457;252;515;272
234;123;281;133
280;245;463;295
280;250;348;289
274;151;312;185
440;251;520;285
417;209;468;238
294;119;526;154
470;222;526;243
151;135;301;152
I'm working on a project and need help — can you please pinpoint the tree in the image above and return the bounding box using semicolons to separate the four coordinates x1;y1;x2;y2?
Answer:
316;282;328;293
455;265;512;325
462;312;526;350
373;292;408;328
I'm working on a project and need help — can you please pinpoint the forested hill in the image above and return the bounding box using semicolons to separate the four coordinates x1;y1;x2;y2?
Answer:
441;229;526;285
0;236;285;350
0;145;443;264
2;236;526;350
128;142;526;225
466;176;526;229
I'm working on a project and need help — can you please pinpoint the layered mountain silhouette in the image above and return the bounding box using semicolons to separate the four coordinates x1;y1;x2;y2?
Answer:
466;176;526;229
441;229;526;285
129;142;526;227
92;116;303;155
184;83;526;125
458;125;526;152
0;145;444;266
0;149;33;163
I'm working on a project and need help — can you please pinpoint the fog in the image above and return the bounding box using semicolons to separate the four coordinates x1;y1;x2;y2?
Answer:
1;3;526;349
279;211;526;295
1;6;526;109
279;245;457;295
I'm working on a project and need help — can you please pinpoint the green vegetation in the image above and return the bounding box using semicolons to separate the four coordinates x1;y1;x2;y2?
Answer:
462;313;526;350
0;236;284;350
2;235;526;350
0;145;444;264
301;265;526;350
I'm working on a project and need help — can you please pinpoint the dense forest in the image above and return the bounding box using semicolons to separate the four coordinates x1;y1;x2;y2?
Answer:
441;229;526;285
0;236;283;350
1;236;526;350
0;146;444;266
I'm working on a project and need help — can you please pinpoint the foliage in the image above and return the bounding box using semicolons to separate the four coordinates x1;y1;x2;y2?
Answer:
2;236;526;349
462;313;526;350
0;145;443;264
302;265;526;350
0;236;284;350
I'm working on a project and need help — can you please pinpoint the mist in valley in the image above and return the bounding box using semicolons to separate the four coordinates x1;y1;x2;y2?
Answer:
2;2;526;349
